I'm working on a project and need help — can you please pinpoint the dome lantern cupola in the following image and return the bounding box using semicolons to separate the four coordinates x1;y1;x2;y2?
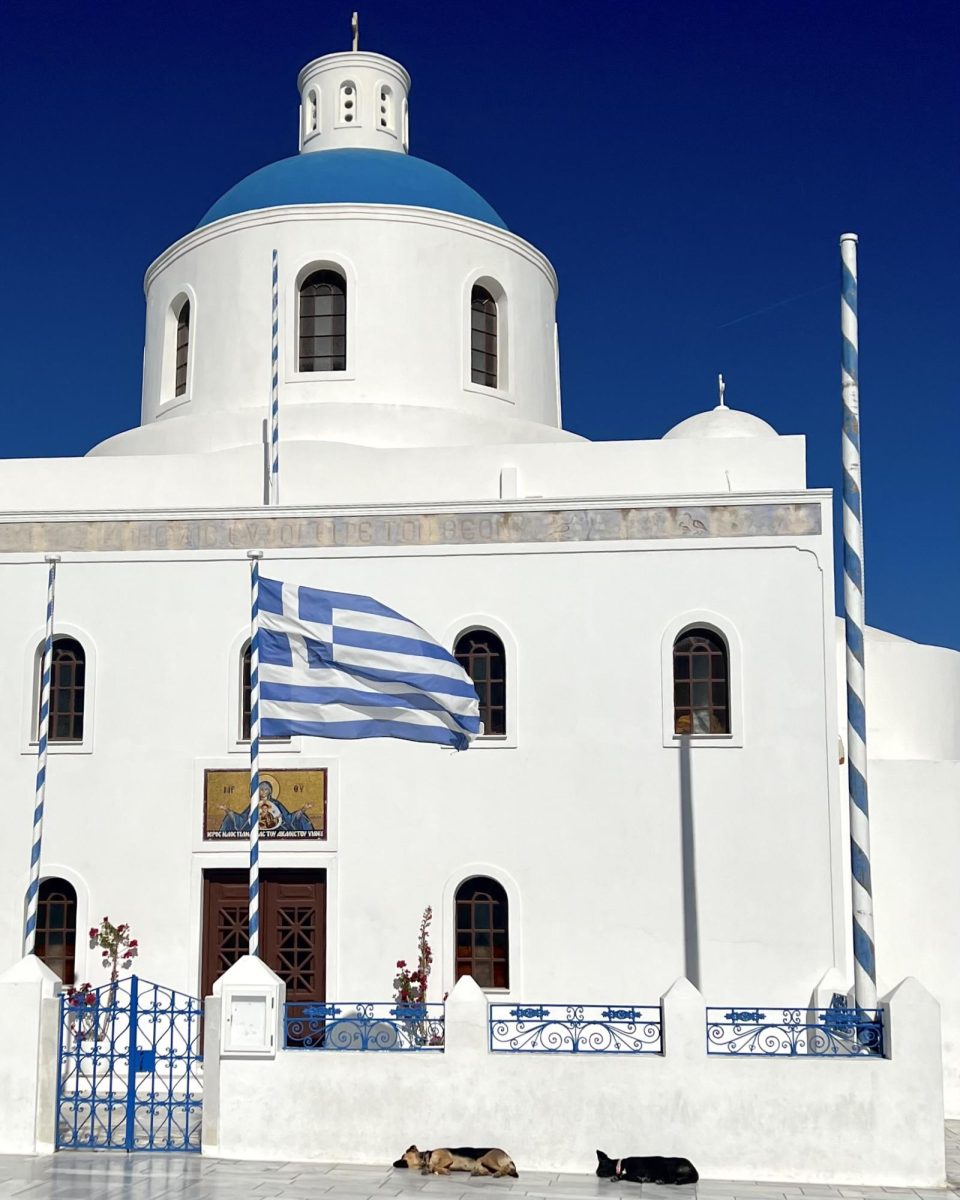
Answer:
298;51;411;154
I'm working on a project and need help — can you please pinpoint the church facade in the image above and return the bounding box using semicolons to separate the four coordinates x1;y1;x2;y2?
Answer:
0;40;958;1171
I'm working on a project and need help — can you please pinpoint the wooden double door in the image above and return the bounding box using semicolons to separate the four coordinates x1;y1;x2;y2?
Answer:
201;869;326;1008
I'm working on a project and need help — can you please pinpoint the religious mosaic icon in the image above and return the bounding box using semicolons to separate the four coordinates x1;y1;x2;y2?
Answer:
203;769;327;840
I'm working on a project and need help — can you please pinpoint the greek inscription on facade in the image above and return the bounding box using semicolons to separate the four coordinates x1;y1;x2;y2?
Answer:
0;503;821;555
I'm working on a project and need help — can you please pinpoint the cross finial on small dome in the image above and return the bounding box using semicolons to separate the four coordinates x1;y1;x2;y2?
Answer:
351;12;359;51
718;373;727;409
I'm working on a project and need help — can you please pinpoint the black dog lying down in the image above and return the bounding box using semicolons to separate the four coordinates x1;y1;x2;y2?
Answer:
596;1150;699;1185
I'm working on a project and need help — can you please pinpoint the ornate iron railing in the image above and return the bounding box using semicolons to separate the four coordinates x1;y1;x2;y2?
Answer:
706;997;884;1057
489;1004;663;1054
284;1002;445;1050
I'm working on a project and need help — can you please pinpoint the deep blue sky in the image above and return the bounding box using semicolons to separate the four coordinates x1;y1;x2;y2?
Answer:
2;0;957;649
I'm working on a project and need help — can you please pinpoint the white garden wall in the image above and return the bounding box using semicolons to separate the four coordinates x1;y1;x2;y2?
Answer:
204;967;945;1186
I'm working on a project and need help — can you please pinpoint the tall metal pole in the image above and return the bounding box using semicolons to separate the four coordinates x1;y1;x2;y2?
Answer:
24;555;60;955
840;232;877;1011
247;551;263;956
269;250;280;506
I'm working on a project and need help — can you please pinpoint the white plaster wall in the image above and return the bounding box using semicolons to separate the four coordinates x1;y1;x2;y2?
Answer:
0;956;60;1155
0;521;842;1009
870;760;960;1115
832;622;960;1111
834;622;960;763
207;975;945;1185
102;206;561;456
0;438;807;513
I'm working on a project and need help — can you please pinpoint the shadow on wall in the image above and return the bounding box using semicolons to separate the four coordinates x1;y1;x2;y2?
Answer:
679;734;700;991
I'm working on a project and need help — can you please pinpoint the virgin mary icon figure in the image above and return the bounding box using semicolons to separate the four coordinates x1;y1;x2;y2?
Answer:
218;773;314;835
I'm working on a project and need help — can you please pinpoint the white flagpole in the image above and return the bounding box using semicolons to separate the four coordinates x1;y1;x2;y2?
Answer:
247;551;263;956
269;251;280;506
24;555;60;955
840;233;877;1011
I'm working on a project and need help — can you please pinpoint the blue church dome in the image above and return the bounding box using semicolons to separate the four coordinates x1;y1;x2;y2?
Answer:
198;149;507;230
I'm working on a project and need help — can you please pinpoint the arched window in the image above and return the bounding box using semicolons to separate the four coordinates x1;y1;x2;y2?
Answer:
454;629;505;736
470;285;498;388
339;81;357;124
38;636;86;743
306;88;319;135
455;876;508;988
299;270;346;372
673;627;729;735
378;84;394;131
35;878;77;983
174;299;190;397
240;642;283;741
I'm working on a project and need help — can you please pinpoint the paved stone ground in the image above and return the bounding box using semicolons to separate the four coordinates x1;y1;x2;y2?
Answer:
1;1124;958;1200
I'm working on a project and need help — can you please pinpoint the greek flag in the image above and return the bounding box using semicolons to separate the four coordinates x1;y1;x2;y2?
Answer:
257;579;481;750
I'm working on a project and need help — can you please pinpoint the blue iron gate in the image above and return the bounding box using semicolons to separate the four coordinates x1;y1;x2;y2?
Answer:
56;975;203;1151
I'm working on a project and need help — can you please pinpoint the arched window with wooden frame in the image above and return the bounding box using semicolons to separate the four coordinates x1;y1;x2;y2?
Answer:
673;627;729;735
455;876;508;989
174;298;190;397
38;636;86;743
35;877;77;983
470;284;498;388
240;641;284;741
299;269;346;372
454;629;505;736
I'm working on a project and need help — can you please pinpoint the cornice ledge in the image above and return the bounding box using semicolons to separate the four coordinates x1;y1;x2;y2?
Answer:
0;490;829;526
144;205;557;294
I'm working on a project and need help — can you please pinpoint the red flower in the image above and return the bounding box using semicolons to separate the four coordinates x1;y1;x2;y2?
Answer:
129;940;138;948
85;993;96;1005
396;960;406;968
88;927;98;938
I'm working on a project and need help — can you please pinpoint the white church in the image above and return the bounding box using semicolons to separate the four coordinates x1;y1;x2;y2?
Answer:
0;36;957;1185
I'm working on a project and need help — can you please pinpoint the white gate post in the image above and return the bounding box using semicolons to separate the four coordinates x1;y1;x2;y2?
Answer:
0;955;61;1154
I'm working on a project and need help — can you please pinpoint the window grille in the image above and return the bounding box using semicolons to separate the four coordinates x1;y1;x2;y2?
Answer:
174;300;190;397
35;878;77;982
299;270;346;372
470;285;498;388
241;643;284;741
673;628;730;735
42;637;85;742
454;629;506;735
455;877;509;989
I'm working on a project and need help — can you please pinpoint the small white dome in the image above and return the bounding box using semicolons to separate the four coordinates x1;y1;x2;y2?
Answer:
663;404;778;440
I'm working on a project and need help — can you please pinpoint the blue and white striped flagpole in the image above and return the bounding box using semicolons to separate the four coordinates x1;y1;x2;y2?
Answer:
269;250;280;506
841;232;877;1012
24;555;60;955
247;551;263;957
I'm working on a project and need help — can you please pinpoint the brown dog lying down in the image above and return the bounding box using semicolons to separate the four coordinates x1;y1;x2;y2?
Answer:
393;1145;519;1177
